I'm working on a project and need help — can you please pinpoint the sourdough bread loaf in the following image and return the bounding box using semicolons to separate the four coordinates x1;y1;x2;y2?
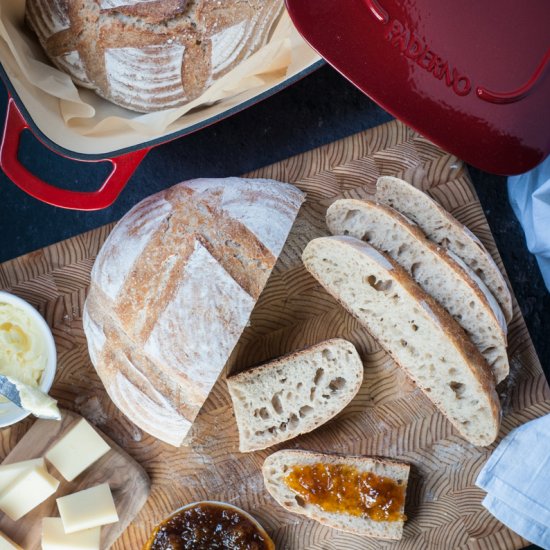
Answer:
26;0;283;112
227;339;364;452
302;236;501;446
376;176;513;323
326;199;509;384
263;450;410;540
83;177;304;447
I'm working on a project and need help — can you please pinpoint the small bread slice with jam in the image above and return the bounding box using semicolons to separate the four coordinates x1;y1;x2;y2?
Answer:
263;450;410;540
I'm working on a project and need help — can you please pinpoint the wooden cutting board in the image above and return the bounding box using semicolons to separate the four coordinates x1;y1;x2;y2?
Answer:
0;119;548;549
0;410;150;549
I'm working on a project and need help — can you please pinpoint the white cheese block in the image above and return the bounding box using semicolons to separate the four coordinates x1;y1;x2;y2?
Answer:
57;484;118;534
0;458;44;493
42;518;100;550
45;419;111;481
0;466;59;521
0;531;22;550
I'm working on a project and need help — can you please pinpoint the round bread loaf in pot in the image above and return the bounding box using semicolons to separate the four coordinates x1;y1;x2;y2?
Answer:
25;0;283;112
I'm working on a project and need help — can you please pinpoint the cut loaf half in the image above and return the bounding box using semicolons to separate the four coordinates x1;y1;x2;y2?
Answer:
376;176;513;323
326;199;509;384
227;339;363;452
302;236;501;446
83;177;304;447
263;450;410;540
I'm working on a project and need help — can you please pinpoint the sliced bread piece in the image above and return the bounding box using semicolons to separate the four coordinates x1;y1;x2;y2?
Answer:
263;450;410;540
302;236;501;446
376;176;513;323
227;339;363;452
326;199;509;383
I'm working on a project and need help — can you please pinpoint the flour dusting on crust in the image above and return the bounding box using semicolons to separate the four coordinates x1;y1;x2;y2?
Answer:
83;178;303;447
186;178;305;257
58;51;91;85
100;0;158;8
211;21;247;74
144;239;255;400
92;195;172;302
105;44;187;110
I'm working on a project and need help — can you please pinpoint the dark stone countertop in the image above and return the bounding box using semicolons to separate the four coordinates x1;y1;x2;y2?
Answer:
0;64;548;550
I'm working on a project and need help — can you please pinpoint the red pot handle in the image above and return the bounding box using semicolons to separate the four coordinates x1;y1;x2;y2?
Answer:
0;97;150;211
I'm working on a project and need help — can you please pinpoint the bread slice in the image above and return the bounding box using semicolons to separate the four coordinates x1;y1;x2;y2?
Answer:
227;339;363;452
326;199;509;384
376;176;513;323
302;236;501;446
263;450;410;540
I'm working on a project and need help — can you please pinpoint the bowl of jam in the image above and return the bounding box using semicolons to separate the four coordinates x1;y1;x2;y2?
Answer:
143;501;275;550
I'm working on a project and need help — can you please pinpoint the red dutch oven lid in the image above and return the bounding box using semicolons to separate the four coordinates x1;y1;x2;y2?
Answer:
285;0;550;175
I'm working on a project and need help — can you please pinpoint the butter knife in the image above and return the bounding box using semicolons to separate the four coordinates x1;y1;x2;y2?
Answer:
0;375;61;420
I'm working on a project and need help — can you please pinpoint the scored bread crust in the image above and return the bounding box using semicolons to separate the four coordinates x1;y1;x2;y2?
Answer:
376;176;513;323
83;177;304;447
302;236;501;446
227;339;364;452
263;450;410;540
326;198;509;384
25;0;283;112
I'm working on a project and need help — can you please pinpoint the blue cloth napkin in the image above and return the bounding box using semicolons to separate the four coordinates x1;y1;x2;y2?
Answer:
508;157;550;292
478;160;550;548
476;414;550;549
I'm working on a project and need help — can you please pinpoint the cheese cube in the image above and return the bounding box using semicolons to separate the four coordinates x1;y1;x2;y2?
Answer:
0;458;44;493
45;419;111;481
0;531;22;550
57;484;118;534
42;518;100;550
0;466;59;521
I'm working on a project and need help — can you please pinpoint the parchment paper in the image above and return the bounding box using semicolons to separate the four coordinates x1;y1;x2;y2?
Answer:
0;2;321;155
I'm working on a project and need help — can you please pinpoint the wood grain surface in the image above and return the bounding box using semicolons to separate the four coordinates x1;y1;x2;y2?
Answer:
0;119;548;549
0;409;150;549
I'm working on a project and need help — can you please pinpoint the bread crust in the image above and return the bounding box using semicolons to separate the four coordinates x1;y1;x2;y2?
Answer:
376;176;513;323
228;338;356;382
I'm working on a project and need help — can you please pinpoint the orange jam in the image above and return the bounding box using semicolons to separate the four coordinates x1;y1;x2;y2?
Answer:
284;463;406;522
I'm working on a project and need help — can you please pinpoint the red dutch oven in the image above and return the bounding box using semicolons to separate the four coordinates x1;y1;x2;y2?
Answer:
285;0;550;176
0;61;323;211
2;1;549;210
0;45;323;211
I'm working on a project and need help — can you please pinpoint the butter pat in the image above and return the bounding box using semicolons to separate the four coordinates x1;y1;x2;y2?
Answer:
0;457;44;493
42;518;100;550
46;419;110;481
0;466;59;521
57;484;118;534
0;531;22;550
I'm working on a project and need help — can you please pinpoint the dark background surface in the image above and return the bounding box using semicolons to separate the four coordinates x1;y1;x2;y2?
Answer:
0;64;548;549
